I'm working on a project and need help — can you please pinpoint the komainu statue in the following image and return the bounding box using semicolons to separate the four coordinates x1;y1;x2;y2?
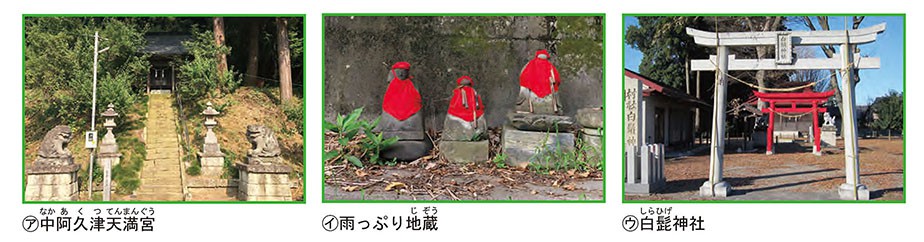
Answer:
35;125;75;166
246;125;281;164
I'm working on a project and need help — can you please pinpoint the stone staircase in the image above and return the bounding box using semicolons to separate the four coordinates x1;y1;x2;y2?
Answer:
136;94;185;201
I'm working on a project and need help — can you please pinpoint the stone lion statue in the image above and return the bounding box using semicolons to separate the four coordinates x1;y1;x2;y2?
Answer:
36;125;74;166
246;125;281;158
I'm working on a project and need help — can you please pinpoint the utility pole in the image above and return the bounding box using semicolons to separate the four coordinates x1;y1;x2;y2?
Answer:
88;31;111;201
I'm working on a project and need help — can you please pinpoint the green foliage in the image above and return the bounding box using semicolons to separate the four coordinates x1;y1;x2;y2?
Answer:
174;28;240;104
185;155;201;176
870;90;903;134
112;136;145;194
527;133;594;174
324;108;399;168
492;153;508;169
283;99;305;134
221;148;240;179
25;17;149;128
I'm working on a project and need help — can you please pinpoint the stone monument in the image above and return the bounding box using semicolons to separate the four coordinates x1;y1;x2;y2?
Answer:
501;50;575;167
98;104;121;201
198;102;225;175
374;61;432;161
439;76;489;163
25;125;80;201
236;125;292;201
821;112;837;147
624;77;665;194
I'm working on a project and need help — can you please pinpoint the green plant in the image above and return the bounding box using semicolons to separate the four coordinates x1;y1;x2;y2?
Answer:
492;153;508;168
174;28;240;103
282;99;304;134
324;107;399;168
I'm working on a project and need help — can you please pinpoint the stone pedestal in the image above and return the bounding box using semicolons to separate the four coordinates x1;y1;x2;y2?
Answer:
837;183;870;200
236;160;292;201
377;113;431;161
25;162;80;201
199;155;225;176
699;180;731;197
439;140;489;163
821;125;837;147
501;124;575;167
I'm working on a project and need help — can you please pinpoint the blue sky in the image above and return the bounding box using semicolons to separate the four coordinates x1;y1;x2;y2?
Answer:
624;16;905;105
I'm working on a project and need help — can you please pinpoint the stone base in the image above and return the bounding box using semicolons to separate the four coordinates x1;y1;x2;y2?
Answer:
501;125;575;167
625;180;665;194
575;107;603;129
439;140;489;163
580;132;603;166
25;164;80;201
821;126;837;147
237;162;293;201
200;156;226;176
507;113;574;132
381;140;432;161
699;181;731;197
837;183;870;200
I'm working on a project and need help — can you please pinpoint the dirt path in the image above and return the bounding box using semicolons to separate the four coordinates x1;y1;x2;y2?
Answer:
627;139;904;201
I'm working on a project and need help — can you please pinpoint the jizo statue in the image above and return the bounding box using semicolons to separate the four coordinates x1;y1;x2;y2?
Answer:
517;49;562;115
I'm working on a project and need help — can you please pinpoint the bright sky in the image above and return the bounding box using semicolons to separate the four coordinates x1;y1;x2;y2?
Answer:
624;16;905;105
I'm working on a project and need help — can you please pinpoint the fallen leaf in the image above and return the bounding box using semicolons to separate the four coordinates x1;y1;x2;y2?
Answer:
562;184;576;191
577;171;591;178
341;186;359;192
425;163;438;170
549;170;556;175
354;169;368;178
530;190;538;195
515;162;529;170
385;182;406;191
567;170;576;176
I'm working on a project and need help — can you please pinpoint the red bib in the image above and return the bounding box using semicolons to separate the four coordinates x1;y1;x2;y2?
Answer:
447;76;484;122
519;49;561;98
382;64;422;121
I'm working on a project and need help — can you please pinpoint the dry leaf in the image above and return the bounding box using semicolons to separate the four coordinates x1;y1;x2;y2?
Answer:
385;182;406;191
515;162;529;170
549;170;556;175
577;171;591;178
354;169;368;178
342;186;359;192
530;190;538;195
562;184;576;191
425;162;437;170
567;170;576;176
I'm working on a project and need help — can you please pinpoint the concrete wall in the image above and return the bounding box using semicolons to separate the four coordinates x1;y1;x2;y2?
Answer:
324;16;604;129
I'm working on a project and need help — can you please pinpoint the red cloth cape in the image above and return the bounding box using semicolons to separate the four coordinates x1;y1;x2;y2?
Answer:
447;76;484;122
518;50;561;98
381;63;421;121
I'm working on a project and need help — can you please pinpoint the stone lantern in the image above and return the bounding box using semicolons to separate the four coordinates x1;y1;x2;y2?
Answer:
98;103;121;165
199;102;225;175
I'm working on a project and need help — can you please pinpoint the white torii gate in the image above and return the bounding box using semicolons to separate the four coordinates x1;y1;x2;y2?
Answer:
687;23;885;200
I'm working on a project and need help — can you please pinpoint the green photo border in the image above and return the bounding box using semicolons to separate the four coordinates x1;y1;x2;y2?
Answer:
321;13;606;203
22;14;308;204
621;13;906;204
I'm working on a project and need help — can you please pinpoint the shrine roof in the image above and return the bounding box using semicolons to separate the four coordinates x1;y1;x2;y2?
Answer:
624;69;710;108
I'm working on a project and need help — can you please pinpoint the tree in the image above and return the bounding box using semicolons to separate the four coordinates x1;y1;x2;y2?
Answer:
175;28;237;106
245;19;263;86
869;90;903;140
213;17;228;96
800;16;866;118
25;17;149;128
276;17;293;102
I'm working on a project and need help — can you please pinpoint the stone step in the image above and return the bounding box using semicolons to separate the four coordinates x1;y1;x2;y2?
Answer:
134;193;184;201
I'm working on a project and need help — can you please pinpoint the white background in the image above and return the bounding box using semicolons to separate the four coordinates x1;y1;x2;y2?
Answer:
1;0;918;241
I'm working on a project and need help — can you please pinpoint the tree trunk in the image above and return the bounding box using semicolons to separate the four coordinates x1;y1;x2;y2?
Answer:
246;20;263;87
276;17;293;102
213;17;228;96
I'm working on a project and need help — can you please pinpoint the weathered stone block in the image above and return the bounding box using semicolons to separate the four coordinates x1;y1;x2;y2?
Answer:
236;162;293;201
501;125;575;167
439;140;489;163
838;183;870;200
381;140;432;161
580;132;603;166
576;107;603;128
25;164;79;201
200;156;225;176
442;115;487;141
507;113;574;132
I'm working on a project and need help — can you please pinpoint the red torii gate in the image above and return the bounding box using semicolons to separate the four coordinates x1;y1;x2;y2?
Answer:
754;90;835;155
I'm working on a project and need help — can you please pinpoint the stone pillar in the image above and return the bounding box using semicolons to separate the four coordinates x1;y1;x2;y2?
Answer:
837;44;869;200
700;46;731;197
624;77;663;194
98;104;120;201
26;125;79;201
199;102;225;175
236;125;292;201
